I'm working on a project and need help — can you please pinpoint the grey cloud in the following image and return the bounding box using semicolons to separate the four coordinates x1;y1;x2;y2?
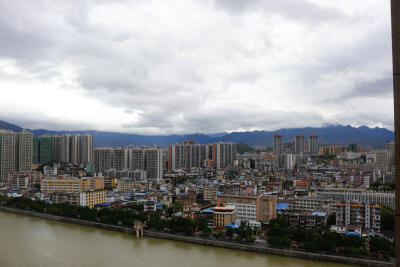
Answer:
213;0;345;23
350;77;393;98
121;107;327;135
0;0;394;134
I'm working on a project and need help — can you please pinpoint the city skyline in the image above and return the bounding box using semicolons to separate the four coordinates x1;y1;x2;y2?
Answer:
0;0;393;134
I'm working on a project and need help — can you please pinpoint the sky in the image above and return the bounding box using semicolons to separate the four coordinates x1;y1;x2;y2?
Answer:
0;0;394;134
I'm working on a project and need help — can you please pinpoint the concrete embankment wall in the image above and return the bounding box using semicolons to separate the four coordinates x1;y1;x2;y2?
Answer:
0;206;393;267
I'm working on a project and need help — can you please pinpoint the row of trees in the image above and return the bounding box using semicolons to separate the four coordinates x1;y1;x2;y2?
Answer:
147;213;210;236
0;195;146;228
266;218;394;258
0;196;214;238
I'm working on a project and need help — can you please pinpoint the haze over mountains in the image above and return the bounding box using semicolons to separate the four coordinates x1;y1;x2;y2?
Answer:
0;120;393;148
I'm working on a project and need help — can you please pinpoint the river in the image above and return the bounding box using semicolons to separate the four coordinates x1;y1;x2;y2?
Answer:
0;211;349;267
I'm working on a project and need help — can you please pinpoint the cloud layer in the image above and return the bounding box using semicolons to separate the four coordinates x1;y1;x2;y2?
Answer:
0;0;393;134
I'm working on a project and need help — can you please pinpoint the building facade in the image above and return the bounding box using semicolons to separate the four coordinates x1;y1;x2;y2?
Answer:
94;146;163;182
273;134;283;157
217;194;277;223
295;135;305;155
80;189;107;208
213;205;237;228
335;202;381;231
168;141;236;170
0;130;33;181
40;177;104;194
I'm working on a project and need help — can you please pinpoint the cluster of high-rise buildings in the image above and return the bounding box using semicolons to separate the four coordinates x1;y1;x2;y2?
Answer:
273;134;319;157
33;134;93;165
0;130;94;181
94;146;163;182
168;141;237;170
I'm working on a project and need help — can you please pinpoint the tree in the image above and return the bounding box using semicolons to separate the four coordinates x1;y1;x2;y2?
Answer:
267;236;290;248
226;227;234;240
381;205;395;231
171;201;183;213
370;236;393;254
327;213;336;226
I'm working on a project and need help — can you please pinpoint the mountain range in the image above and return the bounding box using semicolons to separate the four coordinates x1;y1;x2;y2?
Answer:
0;120;393;148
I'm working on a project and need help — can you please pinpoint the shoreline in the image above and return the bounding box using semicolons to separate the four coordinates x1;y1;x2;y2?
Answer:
0;206;393;267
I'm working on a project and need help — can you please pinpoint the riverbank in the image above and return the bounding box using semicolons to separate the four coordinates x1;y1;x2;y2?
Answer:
0;206;393;267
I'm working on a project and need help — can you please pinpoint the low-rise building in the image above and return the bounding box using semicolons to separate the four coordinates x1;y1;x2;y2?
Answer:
278;211;327;229
217;194;277;223
49;192;80;206
117;177;136;192
203;185;217;202
80;189;107;208
7;171;43;188
335;202;381;232
294;196;333;213
213;205;237;229
41;177;104;194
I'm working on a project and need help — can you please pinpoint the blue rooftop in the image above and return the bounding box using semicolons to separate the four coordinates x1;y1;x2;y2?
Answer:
201;206;215;213
345;232;361;236
276;202;290;210
95;203;112;207
225;224;239;229
134;193;147;196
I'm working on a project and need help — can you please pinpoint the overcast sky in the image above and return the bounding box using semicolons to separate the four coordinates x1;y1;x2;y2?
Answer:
0;0;393;134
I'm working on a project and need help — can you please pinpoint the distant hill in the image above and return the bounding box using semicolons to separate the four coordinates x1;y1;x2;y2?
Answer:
218;125;394;148
0;120;23;132
0;120;393;148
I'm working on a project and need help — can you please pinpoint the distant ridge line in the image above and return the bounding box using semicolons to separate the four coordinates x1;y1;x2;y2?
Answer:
0;120;393;148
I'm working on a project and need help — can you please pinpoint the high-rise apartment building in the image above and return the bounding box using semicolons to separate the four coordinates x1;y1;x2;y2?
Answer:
0;130;33;181
295;135;305;155
61;134;70;163
143;147;163;182
213;142;237;169
273;134;283;157
308;134;318;155
0;130;16;180
78;134;93;165
168;141;235;170
16;131;33;172
33;134;93;165
37;136;53;164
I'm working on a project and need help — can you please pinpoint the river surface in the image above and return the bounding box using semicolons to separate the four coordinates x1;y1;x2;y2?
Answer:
0;211;349;267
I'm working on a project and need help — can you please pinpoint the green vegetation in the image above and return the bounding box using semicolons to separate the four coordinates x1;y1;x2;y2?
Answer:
327;213;336;226
370;236;394;256
380;205;395;231
265;218;394;258
369;182;395;192
282;180;293;190
0;195;146;226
